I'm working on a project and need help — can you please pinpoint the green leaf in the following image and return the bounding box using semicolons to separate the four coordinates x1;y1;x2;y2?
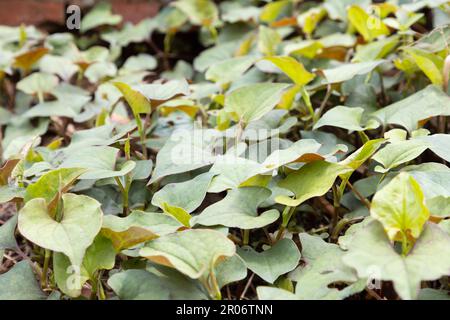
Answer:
101;19;156;47
259;0;291;23
321;60;385;84
24;168;86;204
82;234;116;277
401;163;450;200
149;129;217;184
347;5;390;41
205;56;256;84
108;268;208;300
193;187;280;229
215;254;248;289
426;196;450;218
101;210;182;251
404;47;444;85
0;214;18;250
263;56;315;86
53;234;115;297
85;62;117;83
53;252;89;298
18;193;103;268
207;155;263;192
298;7;327;36
237;239;300;284
371;172;430;245
134;79;190;102
418;134;450;163
140;229;235;280
371;85;450;132
224;83;290;124
81;2;122;33
60;146;135;180
353;35;400;62
260;139;322;171
39;55;79;81
343;220;450;300
314;106;379;131
258;26;281;56
172;0;219;27
152;172;214;225
113;81;151;115
290;233;366;300
0;261;45;300
372;139;429;173
0;185;24;204
120;54;157;74
277;161;352;206
16;72;58;98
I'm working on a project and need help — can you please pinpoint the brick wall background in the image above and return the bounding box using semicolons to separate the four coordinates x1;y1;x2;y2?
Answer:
0;0;161;26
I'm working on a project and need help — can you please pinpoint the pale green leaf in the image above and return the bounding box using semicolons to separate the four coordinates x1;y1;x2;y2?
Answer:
224;83;290;123
18;193;103;267
343;220;450;300
0;261;45;300
238;239;300;284
193;187;280;229
139;229;235;280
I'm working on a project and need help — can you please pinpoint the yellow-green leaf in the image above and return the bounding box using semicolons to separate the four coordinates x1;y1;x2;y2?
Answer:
348;5;390;42
371;172;430;246
113;82;151;115
264;56;315;86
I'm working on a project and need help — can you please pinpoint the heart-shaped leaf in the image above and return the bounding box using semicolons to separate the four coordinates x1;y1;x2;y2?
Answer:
371;172;430;247
0;261;45;300
101;210;182;251
18;193;103;268
263;56;315;86
224;83;290;124
343;220;450;300
238;239;300;283
139;229;235;280
193;187;280;229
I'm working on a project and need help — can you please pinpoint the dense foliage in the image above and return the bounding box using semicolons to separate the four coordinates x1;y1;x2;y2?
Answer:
0;0;450;300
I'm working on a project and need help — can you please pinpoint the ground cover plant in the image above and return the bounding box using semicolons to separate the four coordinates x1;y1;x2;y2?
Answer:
0;0;450;300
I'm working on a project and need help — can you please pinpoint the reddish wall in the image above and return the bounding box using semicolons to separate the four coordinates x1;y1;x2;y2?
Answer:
0;0;161;26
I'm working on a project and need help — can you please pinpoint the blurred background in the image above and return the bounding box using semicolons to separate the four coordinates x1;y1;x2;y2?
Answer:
0;0;163;27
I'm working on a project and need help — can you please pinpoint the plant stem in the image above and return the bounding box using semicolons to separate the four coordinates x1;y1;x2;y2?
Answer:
239;273;255;300
210;271;222;300
316;82;332;120
330;185;341;232
114;177;130;216
346;181;371;209
276;206;295;242
41;249;51;288
242;229;250;245
300;86;315;121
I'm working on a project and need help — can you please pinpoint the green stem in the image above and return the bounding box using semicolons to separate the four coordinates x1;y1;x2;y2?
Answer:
41;249;51;288
300;86;315;121
208;271;222;300
276;206;295;241
243;229;250;246
98;280;106;300
330;185;342;232
358;131;369;144
140;131;148;159
115;177;130;216
401;232;410;256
